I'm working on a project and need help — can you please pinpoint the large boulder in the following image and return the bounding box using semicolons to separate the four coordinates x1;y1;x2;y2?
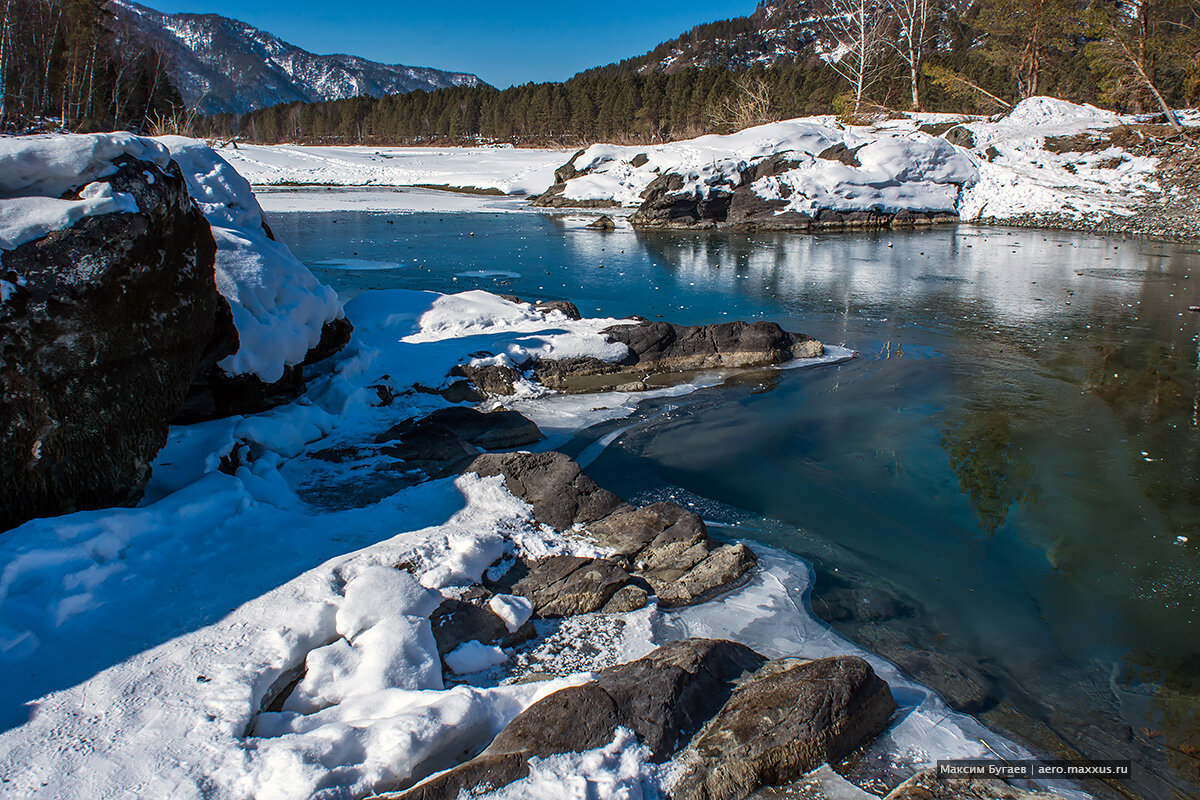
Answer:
467;451;628;530
1;151;223;531
671;656;897;800
381;640;765;800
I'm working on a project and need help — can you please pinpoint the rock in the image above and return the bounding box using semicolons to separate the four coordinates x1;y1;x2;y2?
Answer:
497;296;583;320
817;142;864;167
503;555;641;617
1;154;222;530
889;649;999;714
884;769;1060;800
587;214;616;231
429;587;535;658
383;639;764;800
450;363;523;397
175;316;352;422
417;407;544;450
725;189;791;228
630;153;650;168
467;451;628;530
944;126;976;149
629;173;732;228
593;639;766;759
653;542;757;608
377;424;479;479
554;149;588;184
672;656;897;800
810;586;913;623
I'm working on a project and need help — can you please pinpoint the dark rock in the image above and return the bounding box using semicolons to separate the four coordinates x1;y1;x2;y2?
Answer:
378;425;478;479
890;649;999;714
594;639;766;760
430;588;535;657
176;314;352;423
419;407;544;450
817;142;864;167
726;189;790;227
816;208;845;226
629;172;732;228
384;639;763;799
587;214;616;231
630;153;650;168
485;683;622;756
654;543;757;608
884;769;1059;800
467;451;628;530
944;126;976;149
672;656;896;800
554;149;588;184
1;155;221;530
535;299;582;320
450;363;523;397
505;555;640;617
810;586;913;623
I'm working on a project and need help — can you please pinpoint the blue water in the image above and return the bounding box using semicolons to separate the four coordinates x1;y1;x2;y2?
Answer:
270;200;1200;799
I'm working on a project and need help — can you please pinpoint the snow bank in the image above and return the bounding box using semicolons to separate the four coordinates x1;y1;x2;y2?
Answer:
553;118;976;215
160;137;344;382
0;133;168;253
219;144;569;195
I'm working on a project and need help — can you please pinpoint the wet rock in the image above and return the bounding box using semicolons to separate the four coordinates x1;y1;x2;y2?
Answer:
883;769;1059;800
890;649;999;714
467;451;628;530
587;214;617;231
1;155;221;530
672;656;896;800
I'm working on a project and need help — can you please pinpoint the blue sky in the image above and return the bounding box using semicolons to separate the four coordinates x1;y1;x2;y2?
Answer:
148;1;761;87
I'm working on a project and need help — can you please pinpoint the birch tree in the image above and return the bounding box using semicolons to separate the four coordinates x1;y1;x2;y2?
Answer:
885;0;932;109
1085;0;1186;130
822;0;888;115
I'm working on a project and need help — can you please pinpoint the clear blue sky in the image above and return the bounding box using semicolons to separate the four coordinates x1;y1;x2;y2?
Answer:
148;1;760;88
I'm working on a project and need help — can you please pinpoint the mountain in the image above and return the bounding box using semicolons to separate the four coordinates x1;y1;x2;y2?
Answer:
602;0;836;76
107;0;486;116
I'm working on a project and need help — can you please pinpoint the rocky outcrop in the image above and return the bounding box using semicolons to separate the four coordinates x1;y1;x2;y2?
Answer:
378;643;897;800
531;150;623;208
372;408;545;480
671;656;897;800
382;640;766;799
884;769;1060;800
1;155;222;531
469;453;757;613
430;586;535;661
530;319;824;393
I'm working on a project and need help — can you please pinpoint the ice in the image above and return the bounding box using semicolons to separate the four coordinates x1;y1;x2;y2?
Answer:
445;640;510;675
488;594;533;632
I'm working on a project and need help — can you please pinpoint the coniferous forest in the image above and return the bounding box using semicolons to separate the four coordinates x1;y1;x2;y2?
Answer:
197;0;1200;146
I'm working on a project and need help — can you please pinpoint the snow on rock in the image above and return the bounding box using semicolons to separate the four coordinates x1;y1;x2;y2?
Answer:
489;594;534;632
159;137;344;382
444;640;510;675
0;132;169;253
477;728;661;800
219;144;569;195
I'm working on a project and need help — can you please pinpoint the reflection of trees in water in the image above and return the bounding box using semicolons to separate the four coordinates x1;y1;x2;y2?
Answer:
941;406;1040;536
1122;649;1200;787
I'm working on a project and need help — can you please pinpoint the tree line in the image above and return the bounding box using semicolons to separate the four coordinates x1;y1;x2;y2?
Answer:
0;0;180;132
202;0;1198;146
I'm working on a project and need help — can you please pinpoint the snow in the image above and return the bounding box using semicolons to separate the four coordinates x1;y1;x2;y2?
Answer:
489;594;533;632
0;133;167;255
219;144;570;195
445;640;510;675
160;136;345;382
478;728;661;800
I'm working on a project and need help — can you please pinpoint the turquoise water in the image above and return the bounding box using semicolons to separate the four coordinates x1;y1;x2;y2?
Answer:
270;203;1200;799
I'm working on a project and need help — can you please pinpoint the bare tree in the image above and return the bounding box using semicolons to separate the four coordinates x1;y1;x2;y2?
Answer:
708;72;774;132
885;0;932;110
822;0;889;115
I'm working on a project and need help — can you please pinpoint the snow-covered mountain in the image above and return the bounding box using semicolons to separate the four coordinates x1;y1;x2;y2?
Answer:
619;0;835;75
108;0;486;116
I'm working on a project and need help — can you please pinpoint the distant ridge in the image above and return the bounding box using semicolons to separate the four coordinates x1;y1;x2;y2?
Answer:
108;0;486;116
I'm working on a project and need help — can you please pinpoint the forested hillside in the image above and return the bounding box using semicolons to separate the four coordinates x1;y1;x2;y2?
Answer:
0;0;181;132
202;0;1199;146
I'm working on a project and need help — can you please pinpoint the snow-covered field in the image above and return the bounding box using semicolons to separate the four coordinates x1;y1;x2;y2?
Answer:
219;144;569;195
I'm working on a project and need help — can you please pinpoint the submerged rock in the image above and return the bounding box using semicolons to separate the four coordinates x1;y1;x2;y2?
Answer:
1;155;222;530
672;656;897;800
